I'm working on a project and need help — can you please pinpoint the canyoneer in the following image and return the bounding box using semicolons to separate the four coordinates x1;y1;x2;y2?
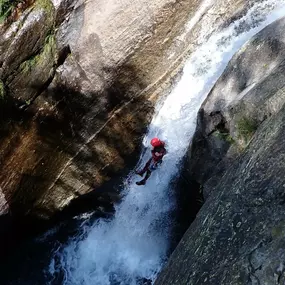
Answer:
135;137;167;186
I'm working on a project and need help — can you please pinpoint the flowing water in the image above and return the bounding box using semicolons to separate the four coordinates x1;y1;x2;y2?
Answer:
44;1;285;284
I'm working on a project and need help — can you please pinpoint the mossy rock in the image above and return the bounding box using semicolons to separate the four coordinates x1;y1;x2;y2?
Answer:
8;33;57;101
20;54;38;73
237;117;258;144
34;0;54;15
20;34;56;73
271;224;285;239
213;130;235;144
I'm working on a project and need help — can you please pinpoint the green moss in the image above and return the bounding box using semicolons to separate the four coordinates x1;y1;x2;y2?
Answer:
25;98;31;105
0;0;19;23
237;117;258;143
20;54;38;72
272;225;285;239
43;33;56;54
213;130;235;144
20;34;56;73
34;0;54;14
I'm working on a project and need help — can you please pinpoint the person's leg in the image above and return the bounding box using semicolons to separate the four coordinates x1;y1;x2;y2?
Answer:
136;159;151;176
144;169;151;181
136;169;151;185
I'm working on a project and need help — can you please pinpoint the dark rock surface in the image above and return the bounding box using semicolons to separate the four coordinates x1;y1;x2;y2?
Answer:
156;16;285;285
187;16;285;198
0;0;254;221
156;102;285;285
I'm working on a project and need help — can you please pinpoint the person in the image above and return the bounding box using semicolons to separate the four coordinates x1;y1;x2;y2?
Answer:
135;137;167;186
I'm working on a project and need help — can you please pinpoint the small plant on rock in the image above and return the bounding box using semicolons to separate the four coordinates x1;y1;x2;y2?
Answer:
237;117;258;143
213;130;235;144
0;0;20;22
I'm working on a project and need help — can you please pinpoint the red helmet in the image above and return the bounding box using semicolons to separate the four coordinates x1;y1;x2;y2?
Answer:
151;137;164;147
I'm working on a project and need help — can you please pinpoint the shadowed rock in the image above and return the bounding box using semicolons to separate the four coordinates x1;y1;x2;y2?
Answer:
187;16;285;198
0;0;263;223
156;15;285;285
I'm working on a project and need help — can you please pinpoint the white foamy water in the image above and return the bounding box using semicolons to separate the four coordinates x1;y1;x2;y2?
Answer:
48;1;285;284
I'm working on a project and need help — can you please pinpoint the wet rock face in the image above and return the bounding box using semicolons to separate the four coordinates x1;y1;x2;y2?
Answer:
0;0;260;221
187;16;285;198
0;0;205;220
156;16;285;285
156;103;285;285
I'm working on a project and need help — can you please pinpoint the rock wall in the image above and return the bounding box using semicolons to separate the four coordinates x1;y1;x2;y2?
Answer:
0;0;257;221
0;0;204;220
156;15;285;285
187;14;285;198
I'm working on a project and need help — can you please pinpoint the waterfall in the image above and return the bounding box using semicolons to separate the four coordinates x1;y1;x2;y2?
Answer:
48;1;285;284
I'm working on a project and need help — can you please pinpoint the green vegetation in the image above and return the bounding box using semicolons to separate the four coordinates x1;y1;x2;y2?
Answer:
237;117;258;143
0;0;19;23
25;98;31;105
213;130;235;144
272;225;285;239
34;0;54;14
43;33;56;55
0;0;55;23
20;33;56;72
20;54;38;72
33;0;55;29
